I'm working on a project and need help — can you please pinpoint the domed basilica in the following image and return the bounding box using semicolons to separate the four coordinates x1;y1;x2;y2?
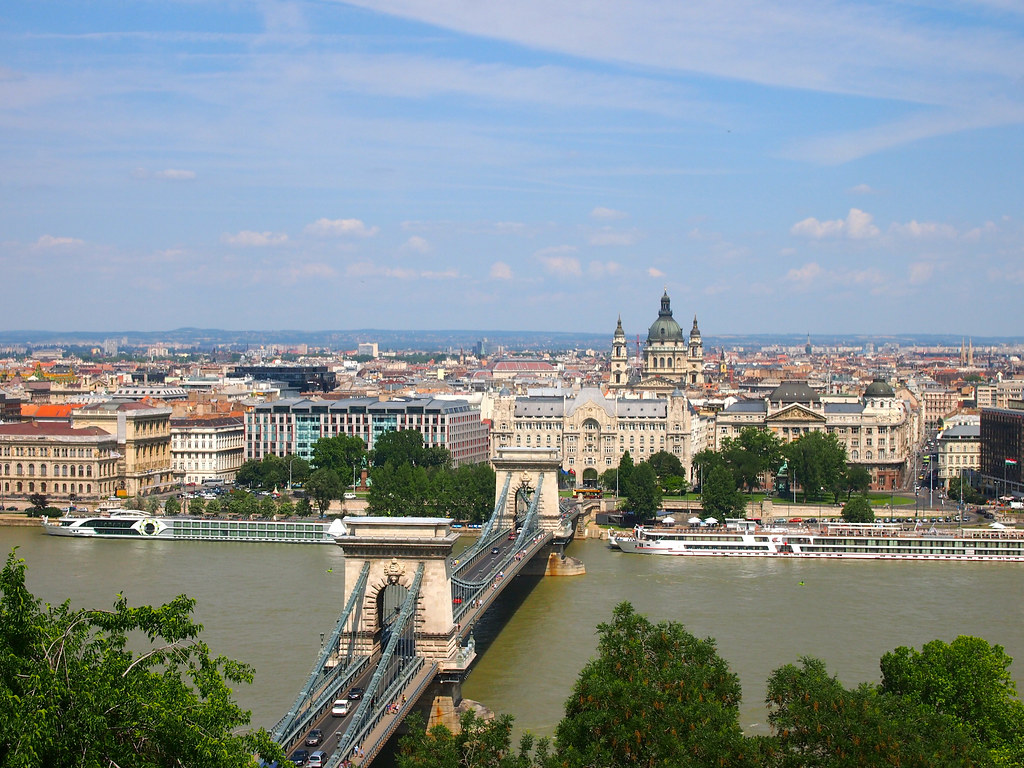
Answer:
610;290;704;391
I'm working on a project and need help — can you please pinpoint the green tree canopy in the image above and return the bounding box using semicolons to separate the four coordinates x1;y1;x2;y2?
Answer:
783;431;847;502
0;550;283;768
880;636;1024;749
398;711;553;768
701;463;746;519
723;427;786;493
841;495;874;523
372;429;450;469
766;656;985;768
623;461;662;517
555;602;756;768
306;468;343;517
310;435;366;483
647;450;683;482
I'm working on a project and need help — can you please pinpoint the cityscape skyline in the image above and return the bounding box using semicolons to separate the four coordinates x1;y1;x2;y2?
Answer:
3;2;1023;335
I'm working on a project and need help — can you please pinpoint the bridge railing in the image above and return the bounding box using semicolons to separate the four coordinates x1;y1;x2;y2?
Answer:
332;563;426;766
272;561;371;746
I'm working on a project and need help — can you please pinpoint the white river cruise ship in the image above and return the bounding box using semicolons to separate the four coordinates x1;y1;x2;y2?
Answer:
41;509;341;544
610;521;1024;561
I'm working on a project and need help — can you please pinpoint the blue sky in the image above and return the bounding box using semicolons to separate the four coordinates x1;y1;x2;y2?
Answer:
2;1;1023;337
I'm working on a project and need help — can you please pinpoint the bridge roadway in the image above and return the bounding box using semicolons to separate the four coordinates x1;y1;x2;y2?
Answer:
282;526;556;767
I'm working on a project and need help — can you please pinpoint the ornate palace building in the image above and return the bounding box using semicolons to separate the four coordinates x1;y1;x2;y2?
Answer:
714;379;913;491
487;387;698;487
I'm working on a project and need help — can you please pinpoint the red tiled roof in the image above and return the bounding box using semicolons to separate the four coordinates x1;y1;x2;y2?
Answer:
0;422;111;437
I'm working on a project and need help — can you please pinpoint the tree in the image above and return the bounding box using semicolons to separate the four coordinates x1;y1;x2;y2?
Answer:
234;459;264;489
766;656;985;768
693;448;726;491
555;602;756;768
295;497;313;517
623;462;662;518
723;427;785;493
647;450;683;482
311;435;366;485
281;453;310;487
398;711;553;768
841;495;874;523
0;550;284;768
257;496;276;519
27;493;47;511
701;463;746;519
840;464;872;501
164;496;181;516
306;468;343;517
880;636;1024;749
783;432;847;502
205;497;222;517
949;475;985;506
187;496;205;517
145;497;161;514
372;430;448;469
277;495;295;517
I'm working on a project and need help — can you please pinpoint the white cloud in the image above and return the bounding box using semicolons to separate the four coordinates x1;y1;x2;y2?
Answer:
848;183;875;195
588;260;621;277
221;230;288;247
889;220;957;239
155;169;196;180
535;245;577;259
402;235;431;253
490;261;513;280
648;267;665;278
305;218;379;238
345;262;458;280
538;253;582;276
790;208;880;240
908;261;934;284
589;229;637;246
591;206;628;220
785;262;823;288
33;235;83;248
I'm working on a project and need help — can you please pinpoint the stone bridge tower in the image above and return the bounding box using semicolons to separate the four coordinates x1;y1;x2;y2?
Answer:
491;447;564;531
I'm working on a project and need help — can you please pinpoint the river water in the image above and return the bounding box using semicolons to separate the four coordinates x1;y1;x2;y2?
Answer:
5;528;1024;739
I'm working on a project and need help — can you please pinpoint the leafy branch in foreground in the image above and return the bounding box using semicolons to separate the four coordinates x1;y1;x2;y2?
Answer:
0;548;284;768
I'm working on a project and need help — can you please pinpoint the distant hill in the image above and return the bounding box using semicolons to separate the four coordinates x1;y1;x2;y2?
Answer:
0;327;1021;352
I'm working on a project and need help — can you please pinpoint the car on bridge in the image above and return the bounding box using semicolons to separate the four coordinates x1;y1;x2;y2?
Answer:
491;547;500;555
331;699;351;717
289;748;309;765
304;729;323;747
346;686;365;700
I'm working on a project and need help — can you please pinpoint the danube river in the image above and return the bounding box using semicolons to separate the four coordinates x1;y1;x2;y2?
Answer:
6;527;1024;738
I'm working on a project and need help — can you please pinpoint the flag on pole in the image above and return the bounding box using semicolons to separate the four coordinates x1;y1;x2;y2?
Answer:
1006;459;1019;466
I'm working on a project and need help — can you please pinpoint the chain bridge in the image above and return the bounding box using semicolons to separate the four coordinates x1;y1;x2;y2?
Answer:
271;448;585;767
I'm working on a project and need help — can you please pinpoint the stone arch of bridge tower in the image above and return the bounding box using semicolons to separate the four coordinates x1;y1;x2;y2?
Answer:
492;447;563;531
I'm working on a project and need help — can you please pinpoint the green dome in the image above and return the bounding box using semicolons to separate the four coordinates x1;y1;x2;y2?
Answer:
647;291;683;343
864;378;895;398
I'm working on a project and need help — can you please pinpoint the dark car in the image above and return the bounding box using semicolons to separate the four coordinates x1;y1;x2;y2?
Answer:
290;749;310;765
347;686;365;700
304;729;323;747
491;547;500;555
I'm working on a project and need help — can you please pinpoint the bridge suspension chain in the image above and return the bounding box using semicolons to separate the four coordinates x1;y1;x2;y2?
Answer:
332;562;426;766
451;472;511;581
272;561;371;745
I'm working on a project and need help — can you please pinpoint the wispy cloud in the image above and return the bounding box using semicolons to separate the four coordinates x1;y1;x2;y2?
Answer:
490;261;513;280
402;235;431;253
591;206;628;220
589;228;637;247
305;218;379;238
33;235;83;249
222;231;288;247
791;209;880;240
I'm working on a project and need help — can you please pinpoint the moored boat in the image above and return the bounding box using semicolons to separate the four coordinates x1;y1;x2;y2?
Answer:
41;511;341;544
613;521;1024;561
